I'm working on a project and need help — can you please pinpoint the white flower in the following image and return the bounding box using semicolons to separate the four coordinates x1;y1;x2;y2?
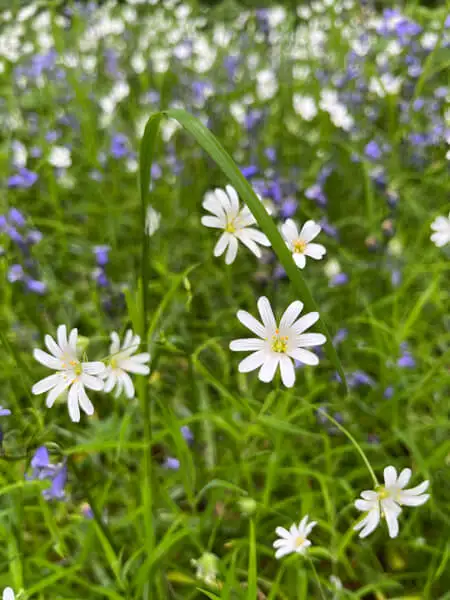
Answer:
145;205;161;236
293;94;317;121
32;325;105;423
48;146;71;168
273;515;316;559
103;330;150;399
354;466;430;539
201;185;270;265
256;69;278;101
3;589;15;600
281;219;326;269
230;296;326;388
430;212;450;247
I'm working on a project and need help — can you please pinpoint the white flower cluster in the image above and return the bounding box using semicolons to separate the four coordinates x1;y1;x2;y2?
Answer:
32;326;150;422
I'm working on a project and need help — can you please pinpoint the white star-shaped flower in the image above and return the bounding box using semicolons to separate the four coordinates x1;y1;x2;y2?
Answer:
103;330;150;399
230;296;326;388
201;185;271;264
281;219;326;269
31;325;105;422
354;466;430;538
430;212;450;247
273;515;316;559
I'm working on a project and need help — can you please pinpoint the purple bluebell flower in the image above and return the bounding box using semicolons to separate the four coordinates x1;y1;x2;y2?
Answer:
30;146;42;158
6;226;23;244
26;230;43;245
93;245;110;267
163;457;180;470
81;503;94;519
265;147;276;162
8;208;26;227
397;349;416;368
384;386;394;399
386;189;399;209
151;163;162;179
305;184;327;207
0;406;11;417
89;169;103;181
329;273;348;287
45;130;60;143
26;279;47;294
391;269;402;287
181;425;194;444
319;218;338;239
7;168;38;189
0;215;7;231
333;328;348;346
110;134;129;159
7;264;24;283
93;268;109;287
273;264;287;279
364;140;382;161
241;165;259;179
348;370;375;388
27;446;67;501
280;197;297;219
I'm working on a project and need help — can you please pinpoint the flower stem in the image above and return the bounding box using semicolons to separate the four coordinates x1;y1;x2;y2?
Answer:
307;556;326;600
317;408;379;487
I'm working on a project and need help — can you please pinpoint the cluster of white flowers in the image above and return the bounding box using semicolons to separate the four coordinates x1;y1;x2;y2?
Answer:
32;326;150;422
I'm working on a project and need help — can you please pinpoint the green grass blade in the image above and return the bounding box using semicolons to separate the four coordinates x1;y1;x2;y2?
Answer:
247;519;257;600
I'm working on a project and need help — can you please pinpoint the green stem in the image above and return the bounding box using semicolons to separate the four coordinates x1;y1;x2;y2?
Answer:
317;409;379;487
307;557;326;600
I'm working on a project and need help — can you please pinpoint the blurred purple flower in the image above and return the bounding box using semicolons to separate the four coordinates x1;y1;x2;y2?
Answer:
26;279;47;294
280;197;297;218
7;264;24;282
110;134;129;159
163;457;180;470
93;245;110;267
181;425;194;444
330;273;349;287
27;446;67;501
0;406;11;417
241;165;259;179
7;168;38;189
305;184;327;207
384;386;394;399
333;328;348;346
8;208;26;227
364;140;382;161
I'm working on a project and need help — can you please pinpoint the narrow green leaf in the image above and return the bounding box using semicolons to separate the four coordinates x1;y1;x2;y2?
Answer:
247;520;257;600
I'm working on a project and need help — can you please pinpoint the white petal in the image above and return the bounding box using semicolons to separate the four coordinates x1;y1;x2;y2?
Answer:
355;499;375;512
401;480;429;496
296;333;326;347
3;588;15;600
119;359;150;375
280;301;304;330
397;492;430;506
68;328;78;352
292;312;319;335
257;296;276;331
273;539;289;548
299;220;321;243
46;378;71;408
225;236;238;264
123;330;133;349
44;334;62;358
275;545;293;559
275;526;291;540
281;219;299;243
243;228;271;247
304;521;317;536
110;331;121;354
258;355;279;383
103;372;117;393
235;230;262;257
33;348;63;370
238;350;266;373
83;361;106;375
202;191;225;217
201;216;224;229
32;373;64;395
67;383;81;422
213;232;230;257
397;468;412;489
129;352;150;363
237;310;265;338
288;348;319;366
57;324;68;350
384;466;397;487
293;252;306;269
383;502;400;538
430;216;448;231
361;490;378;501
120;371;135;398
230;338;265;352
78;384;95;416
304;243;326;260
225;184;240;215
81;373;104;391
214;187;232;215
279;355;295;388
355;506;380;538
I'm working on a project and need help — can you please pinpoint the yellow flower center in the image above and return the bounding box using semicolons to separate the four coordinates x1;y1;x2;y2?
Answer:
271;329;288;353
225;221;236;233
294;535;305;548
110;357;118;369
293;239;307;254
377;486;390;500
70;360;82;376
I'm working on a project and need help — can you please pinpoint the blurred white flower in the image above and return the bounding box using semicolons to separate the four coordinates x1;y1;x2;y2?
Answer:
421;32;438;50
48;146;71;169
230;296;326;387
3;588;15;600
32;325;105;422
354;466;430;538
281;219;326;268
201;185;270;264
146;205;161;236
256;69;278;101
273;515;316;559
293;94;317;121
369;73;402;97
103;330;150;399
430;213;450;247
